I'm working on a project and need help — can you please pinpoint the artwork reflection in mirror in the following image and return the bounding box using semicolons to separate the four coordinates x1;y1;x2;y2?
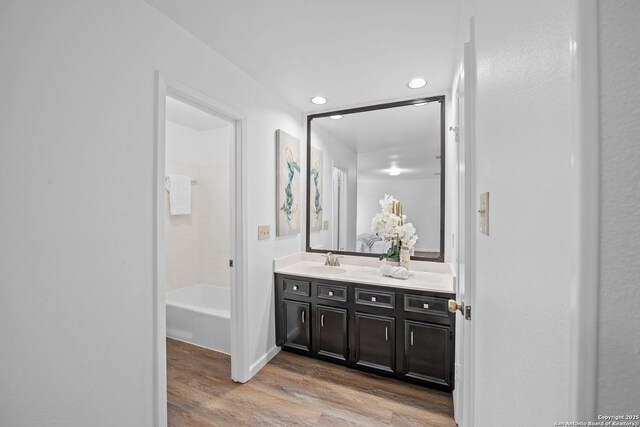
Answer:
309;147;323;232
307;98;444;261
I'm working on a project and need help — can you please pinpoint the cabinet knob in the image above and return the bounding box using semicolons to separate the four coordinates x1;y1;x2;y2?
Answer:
423;303;429;310
328;291;334;296
371;296;377;302
293;285;298;291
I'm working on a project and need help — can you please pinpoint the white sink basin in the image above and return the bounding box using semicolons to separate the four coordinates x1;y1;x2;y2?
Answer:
304;265;347;275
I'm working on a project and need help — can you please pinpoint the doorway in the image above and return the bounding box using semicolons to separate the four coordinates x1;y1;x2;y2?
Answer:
332;166;347;251
154;74;247;426
163;94;232;353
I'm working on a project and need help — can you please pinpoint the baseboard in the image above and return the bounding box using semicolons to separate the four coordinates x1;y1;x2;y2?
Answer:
248;346;280;379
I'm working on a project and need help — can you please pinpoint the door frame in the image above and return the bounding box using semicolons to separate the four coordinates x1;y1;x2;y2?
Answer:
331;165;347;251
153;72;249;426
461;29;477;427
452;19;478;427
569;0;600;419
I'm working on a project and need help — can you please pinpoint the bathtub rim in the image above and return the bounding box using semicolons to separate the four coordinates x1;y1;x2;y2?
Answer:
165;283;231;318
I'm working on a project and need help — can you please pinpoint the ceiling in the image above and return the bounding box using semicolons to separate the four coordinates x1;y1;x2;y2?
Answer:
166;96;230;131
313;100;442;181
145;0;462;112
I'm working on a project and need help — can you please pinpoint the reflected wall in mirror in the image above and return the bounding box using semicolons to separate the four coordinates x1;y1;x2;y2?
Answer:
306;96;445;262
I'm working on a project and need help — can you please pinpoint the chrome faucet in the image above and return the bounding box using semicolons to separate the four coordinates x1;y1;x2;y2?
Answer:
322;252;343;267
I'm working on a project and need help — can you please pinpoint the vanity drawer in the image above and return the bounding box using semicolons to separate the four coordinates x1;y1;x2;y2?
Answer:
283;278;311;297
404;294;449;319
355;288;395;310
317;283;347;302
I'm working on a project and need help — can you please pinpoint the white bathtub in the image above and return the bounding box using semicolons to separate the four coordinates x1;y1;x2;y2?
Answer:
165;284;230;354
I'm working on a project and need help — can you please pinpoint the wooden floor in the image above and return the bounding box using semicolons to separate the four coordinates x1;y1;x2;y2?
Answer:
167;338;456;427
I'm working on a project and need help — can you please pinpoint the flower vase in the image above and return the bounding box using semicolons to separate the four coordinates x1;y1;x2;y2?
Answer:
385;259;400;267
400;246;411;270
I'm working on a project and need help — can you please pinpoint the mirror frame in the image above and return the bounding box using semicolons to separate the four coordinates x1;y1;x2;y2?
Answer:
305;95;446;262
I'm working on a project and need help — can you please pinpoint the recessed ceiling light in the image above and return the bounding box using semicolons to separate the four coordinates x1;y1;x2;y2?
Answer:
388;167;402;176
408;78;427;89
329;115;343;120
311;96;327;105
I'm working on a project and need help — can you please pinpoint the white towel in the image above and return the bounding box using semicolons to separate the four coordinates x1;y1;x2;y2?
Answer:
168;174;191;215
380;264;410;280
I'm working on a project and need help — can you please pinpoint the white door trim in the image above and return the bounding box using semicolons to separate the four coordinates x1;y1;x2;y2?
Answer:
569;0;600;419
452;70;463;426
451;19;478;427
462;20;477;426
154;72;249;426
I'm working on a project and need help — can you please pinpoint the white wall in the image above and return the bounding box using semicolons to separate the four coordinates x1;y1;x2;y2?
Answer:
470;0;574;424
357;177;441;252
165;158;201;291
198;128;232;290
164;122;231;292
597;0;640;413
0;1;302;425
165;121;220;165
308;126;358;251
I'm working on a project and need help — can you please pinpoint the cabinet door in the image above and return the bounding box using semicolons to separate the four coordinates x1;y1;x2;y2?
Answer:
283;300;311;352
315;306;348;362
354;312;395;373
404;320;451;387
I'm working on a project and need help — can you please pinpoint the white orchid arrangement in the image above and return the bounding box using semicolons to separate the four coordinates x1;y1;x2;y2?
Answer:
371;194;418;261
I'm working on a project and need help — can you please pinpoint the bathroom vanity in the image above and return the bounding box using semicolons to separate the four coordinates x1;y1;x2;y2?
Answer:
273;93;456;391
274;255;456;391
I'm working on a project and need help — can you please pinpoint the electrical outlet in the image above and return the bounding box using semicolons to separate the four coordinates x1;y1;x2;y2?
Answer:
479;192;489;235
323;220;329;231
258;225;270;240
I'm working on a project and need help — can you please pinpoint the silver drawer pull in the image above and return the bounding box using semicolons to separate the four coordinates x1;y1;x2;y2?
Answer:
371;296;377;302
301;310;305;324
293;285;298;290
423;303;429;309
411;331;414;346
321;314;324;327
328;291;334;296
385;327;388;341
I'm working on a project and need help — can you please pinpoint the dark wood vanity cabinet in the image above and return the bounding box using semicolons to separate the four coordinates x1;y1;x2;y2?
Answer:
275;274;455;391
403;320;452;387
354;312;395;373
282;300;311;352
275;277;312;354
315;306;348;361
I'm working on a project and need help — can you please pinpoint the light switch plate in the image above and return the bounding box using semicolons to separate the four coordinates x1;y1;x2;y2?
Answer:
258;225;270;240
323;220;329;231
479;192;489;235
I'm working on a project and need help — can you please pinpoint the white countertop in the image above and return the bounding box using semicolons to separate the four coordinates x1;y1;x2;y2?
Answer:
273;253;456;294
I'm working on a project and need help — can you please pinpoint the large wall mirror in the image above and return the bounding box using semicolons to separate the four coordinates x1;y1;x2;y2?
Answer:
306;96;445;262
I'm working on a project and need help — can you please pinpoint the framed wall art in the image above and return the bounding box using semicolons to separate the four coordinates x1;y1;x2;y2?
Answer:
276;130;301;236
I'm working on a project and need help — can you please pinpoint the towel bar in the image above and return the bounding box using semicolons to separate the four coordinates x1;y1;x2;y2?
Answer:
164;176;197;192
